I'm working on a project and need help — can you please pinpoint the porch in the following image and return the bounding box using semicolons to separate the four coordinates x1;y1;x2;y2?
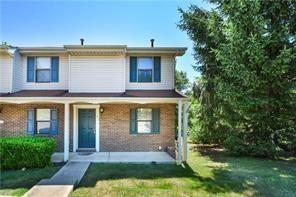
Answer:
0;90;189;164
51;152;175;163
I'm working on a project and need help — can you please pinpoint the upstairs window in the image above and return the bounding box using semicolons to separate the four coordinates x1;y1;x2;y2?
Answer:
137;58;153;82
36;57;51;82
129;56;161;83
27;56;59;83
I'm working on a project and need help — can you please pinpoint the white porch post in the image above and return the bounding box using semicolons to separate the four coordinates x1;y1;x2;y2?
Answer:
177;99;183;164
182;101;189;162
64;103;70;162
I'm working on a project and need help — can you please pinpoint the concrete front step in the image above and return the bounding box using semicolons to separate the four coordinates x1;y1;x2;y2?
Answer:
24;162;90;197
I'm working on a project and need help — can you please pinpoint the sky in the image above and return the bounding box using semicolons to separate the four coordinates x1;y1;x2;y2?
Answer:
0;0;213;82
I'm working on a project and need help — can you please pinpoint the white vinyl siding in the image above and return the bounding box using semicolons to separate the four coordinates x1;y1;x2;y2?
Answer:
22;55;68;90
126;55;175;90
12;52;23;92
69;56;125;92
0;54;13;93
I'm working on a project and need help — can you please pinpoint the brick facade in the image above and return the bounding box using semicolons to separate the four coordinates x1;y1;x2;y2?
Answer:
0;104;65;151
100;104;176;152
0;103;176;152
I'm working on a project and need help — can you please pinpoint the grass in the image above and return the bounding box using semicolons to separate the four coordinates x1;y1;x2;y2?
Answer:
72;144;296;197
0;166;61;196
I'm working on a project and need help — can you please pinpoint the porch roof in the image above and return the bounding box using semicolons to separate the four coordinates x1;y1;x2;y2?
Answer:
0;90;186;98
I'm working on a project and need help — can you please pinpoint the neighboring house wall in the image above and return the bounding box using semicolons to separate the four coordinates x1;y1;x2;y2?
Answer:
69;56;125;92
0;104;65;152
0;54;12;93
12;51;23;92
100;103;175;152
125;55;175;90
22;55;69;90
0;103;175;152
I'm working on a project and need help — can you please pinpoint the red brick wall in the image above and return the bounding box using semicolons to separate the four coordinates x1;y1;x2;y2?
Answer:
100;104;176;152
0;104;65;151
0;103;176;152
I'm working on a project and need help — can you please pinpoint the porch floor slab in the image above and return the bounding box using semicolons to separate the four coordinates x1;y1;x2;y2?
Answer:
52;152;175;163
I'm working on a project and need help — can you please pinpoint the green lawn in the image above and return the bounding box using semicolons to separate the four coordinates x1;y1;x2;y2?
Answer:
0;166;61;196
72;145;296;197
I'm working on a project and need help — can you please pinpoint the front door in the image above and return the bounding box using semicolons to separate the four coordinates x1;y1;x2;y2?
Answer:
78;109;96;148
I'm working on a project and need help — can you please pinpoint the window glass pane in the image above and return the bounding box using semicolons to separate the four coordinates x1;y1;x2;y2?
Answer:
138;57;153;69
37;122;50;134
37;70;50;82
37;57;51;69
37;109;51;121
137;108;152;120
138;70;152;82
138;121;152;133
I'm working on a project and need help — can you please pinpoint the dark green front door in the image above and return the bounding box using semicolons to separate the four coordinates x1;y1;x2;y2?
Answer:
78;109;96;148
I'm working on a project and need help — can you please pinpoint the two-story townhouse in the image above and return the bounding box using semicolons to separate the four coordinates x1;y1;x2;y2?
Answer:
0;42;188;163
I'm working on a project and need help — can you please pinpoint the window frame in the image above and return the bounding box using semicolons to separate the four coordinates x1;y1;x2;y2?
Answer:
137;57;153;83
35;108;51;134
35;57;51;83
136;108;153;134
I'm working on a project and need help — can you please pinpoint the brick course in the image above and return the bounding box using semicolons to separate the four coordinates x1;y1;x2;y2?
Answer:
0;103;176;152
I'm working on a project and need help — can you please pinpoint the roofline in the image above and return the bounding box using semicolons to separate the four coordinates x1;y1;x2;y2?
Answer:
15;45;187;55
64;45;127;49
0;97;189;104
0;46;14;57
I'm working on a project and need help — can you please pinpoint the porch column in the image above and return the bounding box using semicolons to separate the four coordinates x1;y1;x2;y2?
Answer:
182;101;189;162
64;103;70;162
177;99;183;164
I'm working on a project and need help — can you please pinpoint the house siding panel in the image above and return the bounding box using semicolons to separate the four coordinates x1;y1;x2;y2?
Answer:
125;55;175;90
69;56;125;92
12;52;23;92
0;54;13;93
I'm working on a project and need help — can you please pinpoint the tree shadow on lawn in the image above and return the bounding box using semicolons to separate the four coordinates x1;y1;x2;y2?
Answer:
192;144;296;196
77;159;252;195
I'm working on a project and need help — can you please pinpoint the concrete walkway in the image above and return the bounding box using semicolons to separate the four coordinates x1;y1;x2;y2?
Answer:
52;152;175;163
24;162;90;197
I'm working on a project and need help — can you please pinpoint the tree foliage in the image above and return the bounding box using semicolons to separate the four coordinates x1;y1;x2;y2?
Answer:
179;0;296;157
175;70;190;94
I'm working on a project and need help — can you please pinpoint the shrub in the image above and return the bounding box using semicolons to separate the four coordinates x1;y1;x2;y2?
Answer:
224;133;279;158
0;137;56;170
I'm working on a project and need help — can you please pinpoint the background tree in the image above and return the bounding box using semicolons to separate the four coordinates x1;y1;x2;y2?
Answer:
179;0;296;156
175;70;190;94
178;6;230;144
